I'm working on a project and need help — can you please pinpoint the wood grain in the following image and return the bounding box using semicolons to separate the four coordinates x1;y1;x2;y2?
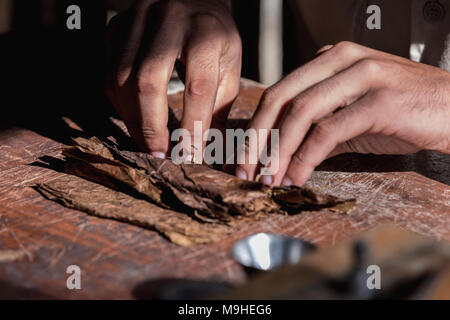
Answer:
0;79;448;299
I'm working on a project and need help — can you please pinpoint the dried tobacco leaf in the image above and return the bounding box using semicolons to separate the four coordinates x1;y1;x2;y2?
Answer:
62;137;356;219
36;174;231;246
270;186;353;211
109;145;356;215
107;147;278;219
62;138;167;208
35;137;356;246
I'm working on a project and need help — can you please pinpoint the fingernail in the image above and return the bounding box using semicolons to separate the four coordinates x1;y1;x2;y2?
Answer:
261;175;272;185
235;167;248;180
151;152;166;159
282;176;292;187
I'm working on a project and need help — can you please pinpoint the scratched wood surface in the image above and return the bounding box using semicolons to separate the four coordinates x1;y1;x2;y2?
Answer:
0;80;449;299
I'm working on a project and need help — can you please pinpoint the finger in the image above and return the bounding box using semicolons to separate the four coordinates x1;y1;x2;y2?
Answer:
106;1;157;90
237;41;369;180
316;44;334;56
207;65;241;166
211;28;242;130
326;144;348;159
210;51;241;131
131;15;184;155
180;16;227;161
270;58;381;185
209;30;241;165
282;96;376;186
325;138;372;159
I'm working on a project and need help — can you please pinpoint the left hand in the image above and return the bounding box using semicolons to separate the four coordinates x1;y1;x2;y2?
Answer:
235;41;450;186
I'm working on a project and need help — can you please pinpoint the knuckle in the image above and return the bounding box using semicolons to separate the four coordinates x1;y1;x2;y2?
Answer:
140;126;165;140
194;52;218;71
187;78;216;97
260;86;280;107
291;151;309;168
130;125;168;150
313;121;333;141
291;95;313;114
334;41;354;50
358;58;382;76
190;30;226;54
135;72;165;95
190;12;238;57
332;41;360;58
193;12;222;29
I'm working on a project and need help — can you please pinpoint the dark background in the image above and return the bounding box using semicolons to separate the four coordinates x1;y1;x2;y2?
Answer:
0;0;317;141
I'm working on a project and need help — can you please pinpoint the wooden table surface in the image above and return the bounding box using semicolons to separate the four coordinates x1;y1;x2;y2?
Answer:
0;80;449;299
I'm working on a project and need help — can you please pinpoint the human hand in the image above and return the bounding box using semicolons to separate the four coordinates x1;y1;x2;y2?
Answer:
236;42;450;186
106;0;241;158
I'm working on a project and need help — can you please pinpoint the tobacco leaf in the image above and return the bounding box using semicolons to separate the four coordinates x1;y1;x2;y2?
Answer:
106;147;277;220
62;137;356;220
109;145;356;214
35;137;356;246
36;174;231;246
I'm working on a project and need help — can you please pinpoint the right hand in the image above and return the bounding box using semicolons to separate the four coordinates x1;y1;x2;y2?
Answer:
106;0;242;158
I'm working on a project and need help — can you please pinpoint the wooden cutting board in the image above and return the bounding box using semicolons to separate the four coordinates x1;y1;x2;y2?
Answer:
0;79;448;299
